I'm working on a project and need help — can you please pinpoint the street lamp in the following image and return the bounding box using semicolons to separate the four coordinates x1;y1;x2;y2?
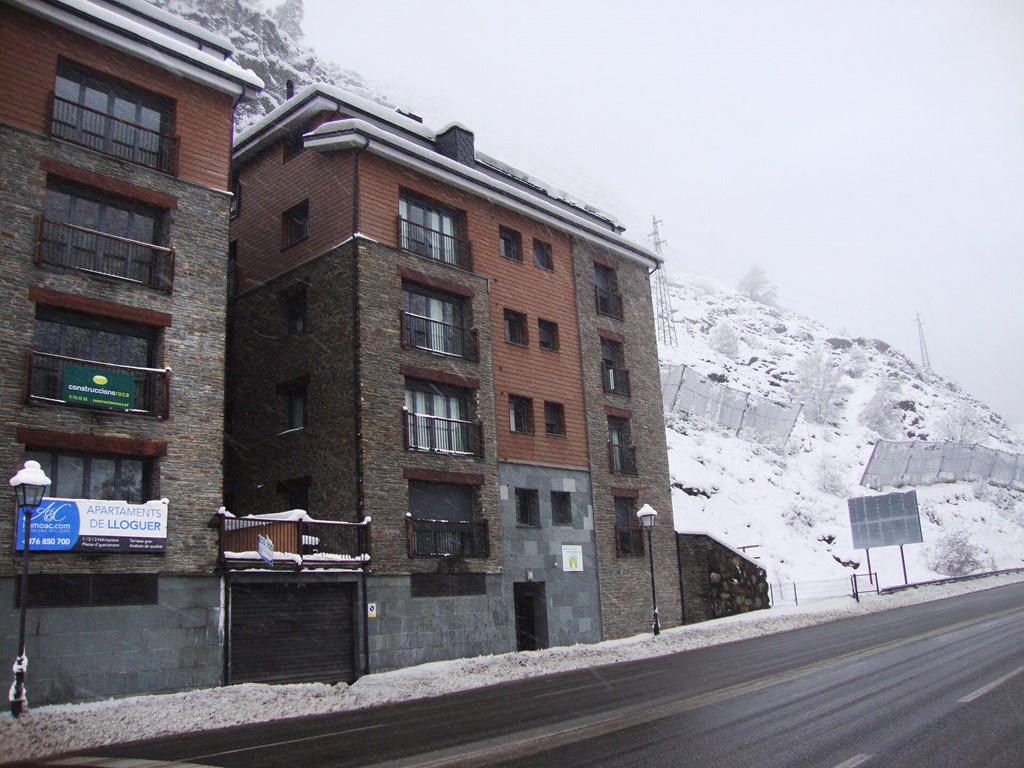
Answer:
9;460;51;719
636;503;660;636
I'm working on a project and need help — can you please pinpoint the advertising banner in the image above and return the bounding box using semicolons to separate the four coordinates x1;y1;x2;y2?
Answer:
14;497;168;553
63;364;134;410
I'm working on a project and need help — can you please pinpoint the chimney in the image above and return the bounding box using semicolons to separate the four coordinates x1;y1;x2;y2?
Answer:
286;79;294;99
436;124;475;168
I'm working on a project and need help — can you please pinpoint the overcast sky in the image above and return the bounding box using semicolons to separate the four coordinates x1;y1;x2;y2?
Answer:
302;0;1024;426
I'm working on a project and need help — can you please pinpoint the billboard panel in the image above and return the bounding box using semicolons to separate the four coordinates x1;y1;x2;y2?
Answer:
848;490;923;550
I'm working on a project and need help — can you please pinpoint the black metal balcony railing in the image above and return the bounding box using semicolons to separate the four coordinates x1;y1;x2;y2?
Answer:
602;361;631;396
608;442;638;475
219;515;371;569
398;217;472;270
595;286;624;320
37;217;175;291
407;517;489;558
404;411;483;457
401;311;477;361
50;94;179;174
615;526;645;557
27;350;170;418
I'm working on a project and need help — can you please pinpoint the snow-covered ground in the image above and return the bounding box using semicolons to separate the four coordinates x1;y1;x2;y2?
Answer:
3;572;1023;764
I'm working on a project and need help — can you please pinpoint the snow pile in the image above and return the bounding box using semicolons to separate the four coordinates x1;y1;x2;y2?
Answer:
661;272;1024;586
2;573;1022;763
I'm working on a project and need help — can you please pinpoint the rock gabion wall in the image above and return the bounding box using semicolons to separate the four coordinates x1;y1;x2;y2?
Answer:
677;533;771;623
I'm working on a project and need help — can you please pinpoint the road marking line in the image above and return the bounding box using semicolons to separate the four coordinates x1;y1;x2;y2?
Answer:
47;759;216;768
959;663;1024;704
834;755;873;768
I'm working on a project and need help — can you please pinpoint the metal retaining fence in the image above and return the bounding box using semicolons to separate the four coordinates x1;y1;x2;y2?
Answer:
861;440;1024;490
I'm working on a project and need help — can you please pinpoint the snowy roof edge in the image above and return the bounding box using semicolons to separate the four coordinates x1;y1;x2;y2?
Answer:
8;0;264;97
304;118;660;267
676;529;766;570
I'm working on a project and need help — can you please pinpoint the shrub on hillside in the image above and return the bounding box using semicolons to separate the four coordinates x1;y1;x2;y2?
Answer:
926;530;986;577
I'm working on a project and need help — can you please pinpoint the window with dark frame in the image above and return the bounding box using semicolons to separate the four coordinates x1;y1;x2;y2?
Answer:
499;226;522;262
509;395;533;434
278;377;308;431
551;491;573;526
229;171;241;218
404;378;477;455
16;573;159;608
601;337;630;395
408;481;483;558
402;283;472;359
538;319;559;351
282;200;309;248
26;449;151;504
504;309;528;346
399;194;466;268
544;401;566;436
282;127;305;161
515;488;540;527
533;239;553;270
608;416;636;475
278;478;310;511
614;495;643;557
595;262;624;319
283;288;307;334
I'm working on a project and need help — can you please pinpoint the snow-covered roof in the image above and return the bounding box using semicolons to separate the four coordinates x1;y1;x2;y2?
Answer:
233;84;652;265
8;0;263;98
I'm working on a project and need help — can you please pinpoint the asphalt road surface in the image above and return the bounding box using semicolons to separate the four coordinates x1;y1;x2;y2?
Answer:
25;581;1024;768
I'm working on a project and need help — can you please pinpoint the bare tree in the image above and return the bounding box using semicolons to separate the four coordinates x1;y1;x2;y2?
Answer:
926;530;985;576
737;265;778;306
937;403;987;444
790;348;849;425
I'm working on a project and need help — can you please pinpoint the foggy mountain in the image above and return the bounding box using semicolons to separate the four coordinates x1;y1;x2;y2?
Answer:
150;0;1024;590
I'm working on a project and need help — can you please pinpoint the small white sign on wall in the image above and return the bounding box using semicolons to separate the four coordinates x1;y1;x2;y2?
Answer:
561;544;583;572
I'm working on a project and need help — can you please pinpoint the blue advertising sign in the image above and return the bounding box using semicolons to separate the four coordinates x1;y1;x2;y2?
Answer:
15;498;168;553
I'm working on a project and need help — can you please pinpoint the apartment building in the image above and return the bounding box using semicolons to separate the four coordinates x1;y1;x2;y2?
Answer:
225;84;678;681
0;0;261;703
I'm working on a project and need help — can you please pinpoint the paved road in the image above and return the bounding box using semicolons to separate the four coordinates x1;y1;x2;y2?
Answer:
29;582;1024;768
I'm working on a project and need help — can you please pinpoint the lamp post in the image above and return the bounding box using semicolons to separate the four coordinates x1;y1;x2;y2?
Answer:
636;503;660;636
9;460;51;719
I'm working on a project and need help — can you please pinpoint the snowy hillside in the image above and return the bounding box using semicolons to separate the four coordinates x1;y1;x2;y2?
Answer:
661;271;1024;589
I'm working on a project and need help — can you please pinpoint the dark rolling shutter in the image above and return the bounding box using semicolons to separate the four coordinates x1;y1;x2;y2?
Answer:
229;581;356;684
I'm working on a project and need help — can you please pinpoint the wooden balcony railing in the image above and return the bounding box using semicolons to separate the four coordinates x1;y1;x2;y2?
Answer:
608;442;638;475
219;515;371;570
602;361;631;396
50;93;179;174
401;311;477;360
398;217;472;270
36;216;174;291
595;286;624;320
615;526;645;558
27;350;170;418
404;411;483;457
406;516;489;558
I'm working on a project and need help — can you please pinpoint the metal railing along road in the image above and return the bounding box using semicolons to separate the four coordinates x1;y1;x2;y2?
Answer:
37;217;175;291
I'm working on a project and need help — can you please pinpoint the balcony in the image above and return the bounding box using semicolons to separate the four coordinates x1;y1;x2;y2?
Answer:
615;526;645;557
401;311;477;361
406;516;489;558
27;350;170;418
50;94;179;174
404;411;483;457
608;442;638;475
398;217;472;270
595;286;624;320
36;216;174;291
218;513;371;570
602;361;631;396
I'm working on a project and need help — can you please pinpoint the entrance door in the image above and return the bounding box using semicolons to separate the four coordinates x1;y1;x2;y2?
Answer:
514;582;548;651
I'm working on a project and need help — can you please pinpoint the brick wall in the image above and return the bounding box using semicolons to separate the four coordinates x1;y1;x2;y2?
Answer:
677;533;770;622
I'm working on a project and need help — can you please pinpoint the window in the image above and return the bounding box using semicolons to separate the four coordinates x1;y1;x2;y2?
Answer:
551;491;573;526
16;574;158;608
399;195;468;268
278;477;310;511
30;307;165;416
408;481;485;558
515;488;540;527
601;337;630;395
608;416;637;475
544;402;565;436
282;201;309;247
277;377;308;431
509;395;534;434
504;309;528;346
40;179;171;289
27;449;150;503
405;380;479;455
538;319;559;351
229;171;241;218
499;226;522;262
52;60;174;172
283;288;307;334
403;284;473;359
533;239;553;271
595;263;623;319
615;496;643;557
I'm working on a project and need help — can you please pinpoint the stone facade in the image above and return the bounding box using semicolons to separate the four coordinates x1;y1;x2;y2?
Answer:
677;533;770;623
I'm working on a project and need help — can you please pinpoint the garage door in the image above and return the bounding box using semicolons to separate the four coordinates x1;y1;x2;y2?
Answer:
229;581;356;684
